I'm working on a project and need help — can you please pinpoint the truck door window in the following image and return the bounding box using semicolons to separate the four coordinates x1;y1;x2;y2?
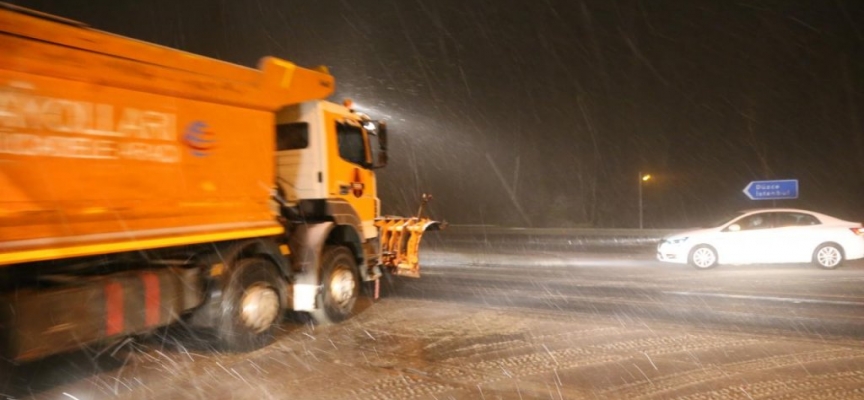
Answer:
276;122;309;150
337;122;367;166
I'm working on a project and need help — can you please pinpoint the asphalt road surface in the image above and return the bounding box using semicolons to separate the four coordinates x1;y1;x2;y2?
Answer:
4;244;864;399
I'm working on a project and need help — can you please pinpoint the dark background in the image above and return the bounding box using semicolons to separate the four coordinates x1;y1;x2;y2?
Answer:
11;0;864;228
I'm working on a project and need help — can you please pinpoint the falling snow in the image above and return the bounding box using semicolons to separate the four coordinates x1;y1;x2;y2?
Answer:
4;1;864;398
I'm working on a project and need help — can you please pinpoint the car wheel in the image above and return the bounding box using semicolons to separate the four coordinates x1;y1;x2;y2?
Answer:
216;258;285;352
813;243;843;269
310;246;359;324
689;245;718;269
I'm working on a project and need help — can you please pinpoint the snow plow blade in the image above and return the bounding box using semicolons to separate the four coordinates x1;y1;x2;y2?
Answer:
376;217;444;278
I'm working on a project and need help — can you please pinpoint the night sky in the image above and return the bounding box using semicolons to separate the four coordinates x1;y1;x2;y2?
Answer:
12;0;864;228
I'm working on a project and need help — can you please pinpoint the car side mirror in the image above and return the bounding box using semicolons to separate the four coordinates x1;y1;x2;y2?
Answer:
727;224;741;232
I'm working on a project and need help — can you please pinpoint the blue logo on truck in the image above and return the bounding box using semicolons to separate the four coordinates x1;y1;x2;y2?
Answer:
183;121;217;157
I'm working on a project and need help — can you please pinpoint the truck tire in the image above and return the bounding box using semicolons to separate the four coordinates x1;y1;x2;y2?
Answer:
310;246;359;324
217;258;284;352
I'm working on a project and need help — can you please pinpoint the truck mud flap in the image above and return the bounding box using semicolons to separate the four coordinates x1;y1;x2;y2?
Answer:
376;217;443;278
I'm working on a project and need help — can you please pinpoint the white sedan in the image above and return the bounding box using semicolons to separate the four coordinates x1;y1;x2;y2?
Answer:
657;208;864;269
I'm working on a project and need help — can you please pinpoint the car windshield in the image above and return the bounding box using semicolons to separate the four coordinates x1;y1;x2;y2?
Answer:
703;211;747;228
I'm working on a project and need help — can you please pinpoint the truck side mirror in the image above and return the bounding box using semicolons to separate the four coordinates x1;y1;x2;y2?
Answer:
369;121;388;169
378;121;388;151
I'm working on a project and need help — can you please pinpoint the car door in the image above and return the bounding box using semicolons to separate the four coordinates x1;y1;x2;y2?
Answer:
771;212;823;262
715;212;776;264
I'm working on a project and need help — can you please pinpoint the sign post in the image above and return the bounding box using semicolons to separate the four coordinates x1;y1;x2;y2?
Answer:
742;179;799;200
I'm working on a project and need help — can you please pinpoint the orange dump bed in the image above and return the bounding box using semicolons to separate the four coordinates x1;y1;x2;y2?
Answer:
0;6;335;265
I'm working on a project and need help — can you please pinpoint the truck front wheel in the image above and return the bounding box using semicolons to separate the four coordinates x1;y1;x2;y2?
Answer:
217;258;284;351
310;246;359;324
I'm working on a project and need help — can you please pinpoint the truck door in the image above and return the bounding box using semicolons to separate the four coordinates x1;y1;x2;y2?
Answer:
325;112;378;240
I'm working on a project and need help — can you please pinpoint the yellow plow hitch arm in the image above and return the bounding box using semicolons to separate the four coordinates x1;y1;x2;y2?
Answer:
376;195;444;278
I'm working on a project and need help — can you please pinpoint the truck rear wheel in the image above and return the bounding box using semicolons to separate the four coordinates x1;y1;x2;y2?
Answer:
310;246;359;324
217;258;284;351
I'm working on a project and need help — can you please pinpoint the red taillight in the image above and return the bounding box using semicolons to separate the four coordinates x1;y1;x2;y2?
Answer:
851;227;864;236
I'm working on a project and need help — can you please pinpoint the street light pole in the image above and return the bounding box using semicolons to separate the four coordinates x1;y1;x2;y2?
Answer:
638;172;651;229
638;171;643;230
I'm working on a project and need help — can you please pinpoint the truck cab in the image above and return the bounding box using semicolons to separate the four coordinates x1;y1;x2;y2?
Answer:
276;100;387;240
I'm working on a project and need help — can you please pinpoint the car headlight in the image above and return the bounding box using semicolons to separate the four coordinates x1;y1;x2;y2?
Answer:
668;237;689;245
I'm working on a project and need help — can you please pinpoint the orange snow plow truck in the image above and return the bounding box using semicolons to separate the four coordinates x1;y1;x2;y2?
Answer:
0;3;441;363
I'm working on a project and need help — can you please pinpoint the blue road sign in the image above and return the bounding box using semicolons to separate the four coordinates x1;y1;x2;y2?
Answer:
743;179;799;200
